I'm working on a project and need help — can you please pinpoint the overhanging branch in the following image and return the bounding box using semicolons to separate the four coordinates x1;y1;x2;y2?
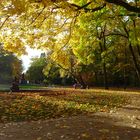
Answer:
70;2;106;12
105;0;140;13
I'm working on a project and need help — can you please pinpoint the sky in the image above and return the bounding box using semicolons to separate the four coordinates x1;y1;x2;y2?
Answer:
21;47;44;72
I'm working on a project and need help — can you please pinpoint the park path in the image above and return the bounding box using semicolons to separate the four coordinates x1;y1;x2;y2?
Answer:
0;94;140;140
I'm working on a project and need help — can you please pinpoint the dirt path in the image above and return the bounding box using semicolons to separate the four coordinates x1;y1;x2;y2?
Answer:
0;94;140;140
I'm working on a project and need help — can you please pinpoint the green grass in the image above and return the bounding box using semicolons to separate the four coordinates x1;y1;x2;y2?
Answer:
0;84;47;91
19;84;46;90
0;90;130;123
0;84;10;91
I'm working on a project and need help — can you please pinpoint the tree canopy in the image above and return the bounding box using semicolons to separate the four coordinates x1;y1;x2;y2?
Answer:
0;0;140;53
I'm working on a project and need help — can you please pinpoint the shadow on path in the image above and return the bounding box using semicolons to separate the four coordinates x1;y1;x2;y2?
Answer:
0;115;140;140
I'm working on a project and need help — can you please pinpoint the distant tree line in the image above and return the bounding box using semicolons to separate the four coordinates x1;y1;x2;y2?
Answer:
25;52;140;89
26;53;74;86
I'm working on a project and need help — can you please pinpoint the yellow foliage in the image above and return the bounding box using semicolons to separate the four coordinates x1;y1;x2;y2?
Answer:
51;50;71;69
3;37;27;56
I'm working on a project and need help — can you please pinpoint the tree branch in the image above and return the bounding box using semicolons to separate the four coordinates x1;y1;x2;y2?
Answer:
28;6;45;26
70;2;106;12
89;4;106;12
105;0;140;13
105;33;128;38
70;1;92;10
0;16;10;29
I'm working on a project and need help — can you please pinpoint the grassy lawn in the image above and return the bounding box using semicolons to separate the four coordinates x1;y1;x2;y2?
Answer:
0;89;130;123
19;84;47;90
0;84;10;91
0;84;47;91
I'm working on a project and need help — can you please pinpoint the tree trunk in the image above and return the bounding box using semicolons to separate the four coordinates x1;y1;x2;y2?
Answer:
136;44;140;56
128;43;140;80
99;42;109;89
103;62;109;89
123;47;127;89
95;71;98;86
133;20;140;56
122;20;140;81
79;75;87;89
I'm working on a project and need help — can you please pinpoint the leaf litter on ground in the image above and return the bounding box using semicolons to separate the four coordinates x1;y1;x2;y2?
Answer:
0;90;130;122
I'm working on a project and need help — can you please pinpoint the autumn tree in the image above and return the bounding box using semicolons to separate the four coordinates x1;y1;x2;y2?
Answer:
0;0;140;87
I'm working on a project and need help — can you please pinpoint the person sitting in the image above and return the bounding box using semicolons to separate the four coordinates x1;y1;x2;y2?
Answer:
10;77;19;92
